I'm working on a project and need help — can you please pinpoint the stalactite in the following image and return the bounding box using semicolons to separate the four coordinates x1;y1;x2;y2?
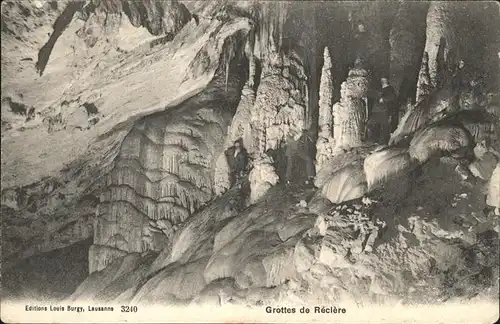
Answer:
222;31;247;92
214;1;308;201
245;29;256;88
254;2;290;62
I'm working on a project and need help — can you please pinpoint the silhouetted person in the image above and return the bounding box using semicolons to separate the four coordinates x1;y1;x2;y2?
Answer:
225;139;248;186
379;77;399;134
453;60;469;90
367;97;390;144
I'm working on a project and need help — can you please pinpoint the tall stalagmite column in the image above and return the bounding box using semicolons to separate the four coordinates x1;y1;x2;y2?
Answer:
332;62;370;150
248;44;309;200
417;2;459;95
247;2;310;201
316;47;335;171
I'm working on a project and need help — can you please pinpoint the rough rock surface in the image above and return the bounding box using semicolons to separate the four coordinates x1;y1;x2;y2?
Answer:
1;0;253;270
316;47;335;172
418;2;459;93
91;72;245;272
332;64;370;150
214;83;256;196
67;160;499;308
1;1;500;315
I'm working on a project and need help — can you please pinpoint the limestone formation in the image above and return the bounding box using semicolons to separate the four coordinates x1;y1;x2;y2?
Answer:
213;2;310;200
363;147;416;191
214;83;256;196
320;164;367;204
66;159;499;310
91;72;242;273
416;52;433;103
316;47;335;172
318;47;334;140
251;51;308;155
332;63;370;150
408;124;473;165
389;85;462;146
80;0;192;41
248;155;280;205
417;2;459;96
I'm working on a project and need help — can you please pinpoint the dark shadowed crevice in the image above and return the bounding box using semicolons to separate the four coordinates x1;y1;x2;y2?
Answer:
35;1;84;76
82;102;99;116
1;237;93;301
3;97;28;115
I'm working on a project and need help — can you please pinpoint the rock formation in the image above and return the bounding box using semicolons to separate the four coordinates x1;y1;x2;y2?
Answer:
316;47;335;172
213;79;257;196
332;61;370;150
213;2;311;199
91;56;246;272
416;52;433;103
1;1;500;319
418;2;459;93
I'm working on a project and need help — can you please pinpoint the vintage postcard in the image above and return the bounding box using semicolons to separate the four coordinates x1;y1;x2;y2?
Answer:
1;0;499;323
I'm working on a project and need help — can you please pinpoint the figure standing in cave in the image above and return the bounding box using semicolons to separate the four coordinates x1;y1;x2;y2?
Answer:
367;94;389;144
284;130;315;186
225;138;248;187
379;77;399;134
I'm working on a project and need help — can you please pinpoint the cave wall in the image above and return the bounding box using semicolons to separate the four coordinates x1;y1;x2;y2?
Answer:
1;0;254;272
90;55;247;272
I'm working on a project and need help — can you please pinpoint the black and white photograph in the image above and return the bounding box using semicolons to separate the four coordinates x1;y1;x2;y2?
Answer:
1;0;499;323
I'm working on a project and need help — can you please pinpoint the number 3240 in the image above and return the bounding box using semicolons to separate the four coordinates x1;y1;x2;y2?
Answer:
121;306;138;312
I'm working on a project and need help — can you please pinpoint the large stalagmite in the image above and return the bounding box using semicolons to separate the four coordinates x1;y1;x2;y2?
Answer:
332;62;370;150
390;3;462;147
316;47;335;172
418;2;459;93
248;48;309;196
416;52;433;103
